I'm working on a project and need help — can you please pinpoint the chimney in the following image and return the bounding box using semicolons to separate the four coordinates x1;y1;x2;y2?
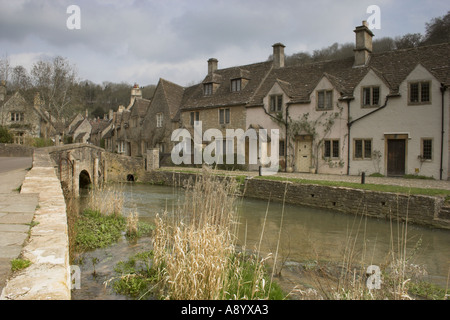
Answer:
208;58;218;74
272;43;285;68
353;21;374;67
130;83;142;104
109;109;114;120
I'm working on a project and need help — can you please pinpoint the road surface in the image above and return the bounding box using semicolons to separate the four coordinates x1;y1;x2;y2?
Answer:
0;157;32;174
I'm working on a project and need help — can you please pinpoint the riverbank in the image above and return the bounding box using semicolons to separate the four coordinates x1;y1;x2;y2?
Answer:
140;168;450;230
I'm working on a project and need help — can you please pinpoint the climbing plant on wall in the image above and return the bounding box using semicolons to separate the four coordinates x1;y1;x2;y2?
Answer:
271;103;345;171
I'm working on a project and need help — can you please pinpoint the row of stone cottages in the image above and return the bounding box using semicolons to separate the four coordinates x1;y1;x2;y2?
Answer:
100;21;449;179
2;21;448;179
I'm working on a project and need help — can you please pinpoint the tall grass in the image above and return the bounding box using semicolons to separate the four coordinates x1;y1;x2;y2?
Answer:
85;184;124;217
152;169;282;300
324;196;445;300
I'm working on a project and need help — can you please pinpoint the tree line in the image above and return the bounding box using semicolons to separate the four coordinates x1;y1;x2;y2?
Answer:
275;11;450;66
0;56;156;125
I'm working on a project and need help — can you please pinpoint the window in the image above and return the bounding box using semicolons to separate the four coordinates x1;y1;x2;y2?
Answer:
204;83;213;96
362;86;380;107
317;90;333;110
156;113;163;127
231;79;241;92
10;112;24;122
421;138;432;160
354;139;372;159
409;81;431;104
216;139;232;156
118;141;125;153
156;142;165;153
324;139;339;158
279;140;285;157
190;111;200;126
14;132;24;145
270;95;283;112
219;108;230;125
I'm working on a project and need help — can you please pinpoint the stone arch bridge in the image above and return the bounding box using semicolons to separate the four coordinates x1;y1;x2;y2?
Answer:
46;143;147;196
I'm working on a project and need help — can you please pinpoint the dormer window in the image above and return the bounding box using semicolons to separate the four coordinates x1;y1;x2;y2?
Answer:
362;86;380;107
270;95;283;113
409;81;431;105
204;83;213;96
11;112;24;122
317;90;333;110
231;79;241;92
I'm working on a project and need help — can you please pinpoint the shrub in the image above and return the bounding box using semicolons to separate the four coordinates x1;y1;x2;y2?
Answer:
0;126;13;143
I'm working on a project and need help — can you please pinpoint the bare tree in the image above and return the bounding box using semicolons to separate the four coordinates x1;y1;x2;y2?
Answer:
31;56;79;123
0;55;10;83
10;65;32;92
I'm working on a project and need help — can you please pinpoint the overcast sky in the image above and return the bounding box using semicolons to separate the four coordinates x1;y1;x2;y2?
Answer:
0;0;448;87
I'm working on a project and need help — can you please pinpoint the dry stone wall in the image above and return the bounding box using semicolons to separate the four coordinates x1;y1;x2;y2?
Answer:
143;170;449;230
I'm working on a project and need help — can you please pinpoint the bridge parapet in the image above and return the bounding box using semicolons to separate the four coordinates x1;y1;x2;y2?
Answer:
46;143;146;196
0;149;71;300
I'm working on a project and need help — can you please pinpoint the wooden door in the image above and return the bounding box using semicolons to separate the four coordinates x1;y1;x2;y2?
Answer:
387;139;405;176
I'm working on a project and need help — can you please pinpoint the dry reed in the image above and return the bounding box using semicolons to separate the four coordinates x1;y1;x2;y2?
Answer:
152;169;273;300
85;184;124;216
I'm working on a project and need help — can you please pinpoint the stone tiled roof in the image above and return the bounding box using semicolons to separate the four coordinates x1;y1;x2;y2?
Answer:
160;79;185;120
249;42;450;106
90;119;111;134
181;61;273;110
130;98;151;118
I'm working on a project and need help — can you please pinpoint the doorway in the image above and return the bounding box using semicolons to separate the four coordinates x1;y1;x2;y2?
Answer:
387;138;406;176
295;136;312;172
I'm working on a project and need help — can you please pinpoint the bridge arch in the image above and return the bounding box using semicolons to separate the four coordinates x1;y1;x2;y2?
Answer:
79;170;91;189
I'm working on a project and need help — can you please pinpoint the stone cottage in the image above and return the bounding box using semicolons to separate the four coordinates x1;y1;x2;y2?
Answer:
141;78;186;165
246;21;450;178
0;82;55;144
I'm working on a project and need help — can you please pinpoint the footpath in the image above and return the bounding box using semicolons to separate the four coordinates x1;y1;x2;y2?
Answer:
0;158;37;294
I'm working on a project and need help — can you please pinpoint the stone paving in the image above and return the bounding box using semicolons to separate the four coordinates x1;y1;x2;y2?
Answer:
0;159;38;294
0;151;70;300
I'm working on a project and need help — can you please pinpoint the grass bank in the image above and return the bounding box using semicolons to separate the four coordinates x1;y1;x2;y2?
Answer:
155;167;450;198
69;185;154;254
255;175;450;198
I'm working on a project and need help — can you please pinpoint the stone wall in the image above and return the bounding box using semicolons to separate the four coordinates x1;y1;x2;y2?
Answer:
0;149;71;300
243;178;445;229
103;152;146;182
0;143;34;157
142;170;450;230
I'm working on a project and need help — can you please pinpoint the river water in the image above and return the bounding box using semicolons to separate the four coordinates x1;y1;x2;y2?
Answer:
71;183;450;300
